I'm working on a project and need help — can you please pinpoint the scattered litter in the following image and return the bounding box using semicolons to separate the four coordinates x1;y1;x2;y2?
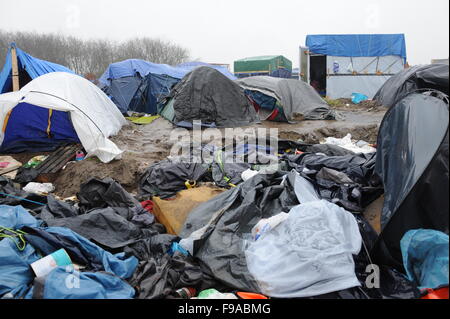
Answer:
174;287;197;299
241;169;259;181
322;134;376;154
23;155;48;169
195;289;237;299
75;150;85;161
30;248;72;278
251;212;289;241
351;93;368;104
0;156;22;179
23;182;55;195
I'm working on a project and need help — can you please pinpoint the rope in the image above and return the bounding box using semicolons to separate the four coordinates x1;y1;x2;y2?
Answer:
0;192;46;206
0;226;28;251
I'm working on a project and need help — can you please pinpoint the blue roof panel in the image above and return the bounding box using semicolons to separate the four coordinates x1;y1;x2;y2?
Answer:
306;34;407;61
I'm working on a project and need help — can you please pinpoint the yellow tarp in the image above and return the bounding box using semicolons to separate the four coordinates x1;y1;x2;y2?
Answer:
125;115;160;125
152;186;225;235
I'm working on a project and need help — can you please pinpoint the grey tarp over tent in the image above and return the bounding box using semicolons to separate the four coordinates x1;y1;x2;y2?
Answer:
374;64;449;107
237;76;335;121
162;67;259;127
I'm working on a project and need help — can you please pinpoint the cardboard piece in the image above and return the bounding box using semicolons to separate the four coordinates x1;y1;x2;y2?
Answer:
0;156;22;179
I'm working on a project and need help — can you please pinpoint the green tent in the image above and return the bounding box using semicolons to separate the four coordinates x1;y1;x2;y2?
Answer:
234;55;292;78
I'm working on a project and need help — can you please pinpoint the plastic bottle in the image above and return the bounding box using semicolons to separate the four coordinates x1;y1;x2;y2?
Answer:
174;287;196;299
75;151;85;161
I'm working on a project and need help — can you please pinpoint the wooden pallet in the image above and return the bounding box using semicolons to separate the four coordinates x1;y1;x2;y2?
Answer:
35;143;81;183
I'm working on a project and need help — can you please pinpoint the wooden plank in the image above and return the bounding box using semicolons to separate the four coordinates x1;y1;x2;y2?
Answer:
35;143;79;175
35;145;70;172
10;45;19;91
49;146;78;173
35;144;79;183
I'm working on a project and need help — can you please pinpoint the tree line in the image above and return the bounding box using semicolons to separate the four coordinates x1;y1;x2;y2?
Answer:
0;30;191;78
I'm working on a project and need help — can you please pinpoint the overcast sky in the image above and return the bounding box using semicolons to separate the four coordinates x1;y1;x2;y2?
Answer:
1;0;448;69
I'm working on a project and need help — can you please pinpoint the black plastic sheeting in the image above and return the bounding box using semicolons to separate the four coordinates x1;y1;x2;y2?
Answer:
139;160;211;199
372;92;449;271
180;171;300;292
140;141;380;212
36;178;161;253
0;176;47;212
374;64;449;108
284;152;383;212
127;247;221;299
179;172;420;299
168;66;260;127
76;177;141;213
306;144;356;157
0;176;222;299
139;142;284;198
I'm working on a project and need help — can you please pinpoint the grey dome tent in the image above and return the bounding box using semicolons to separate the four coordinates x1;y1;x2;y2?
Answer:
237;76;336;122
374;64;449;107
159;67;259;128
372;90;449;271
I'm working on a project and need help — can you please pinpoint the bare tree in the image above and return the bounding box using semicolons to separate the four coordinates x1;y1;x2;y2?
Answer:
0;30;190;78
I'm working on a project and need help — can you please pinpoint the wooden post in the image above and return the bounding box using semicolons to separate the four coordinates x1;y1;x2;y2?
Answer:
10;45;19;91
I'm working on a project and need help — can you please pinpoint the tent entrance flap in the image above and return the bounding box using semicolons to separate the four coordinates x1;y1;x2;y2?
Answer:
0;102;79;153
310;55;327;96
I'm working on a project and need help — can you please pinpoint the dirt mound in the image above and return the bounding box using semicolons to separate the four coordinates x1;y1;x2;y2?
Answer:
279;124;380;144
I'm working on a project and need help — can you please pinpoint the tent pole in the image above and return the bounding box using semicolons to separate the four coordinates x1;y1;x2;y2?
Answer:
11;45;20;91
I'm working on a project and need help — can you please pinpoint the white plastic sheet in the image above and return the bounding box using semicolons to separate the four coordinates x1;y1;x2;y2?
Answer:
245;175;362;298
323;134;376;154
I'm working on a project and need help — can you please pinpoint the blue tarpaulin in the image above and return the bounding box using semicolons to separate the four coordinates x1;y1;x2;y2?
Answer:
98;59;188;86
306;34;407;62
401;229;449;290
0;43;74;93
0;205;138;299
99;59;236;86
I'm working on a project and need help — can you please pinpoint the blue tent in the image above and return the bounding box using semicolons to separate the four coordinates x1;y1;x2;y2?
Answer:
98;59;187;87
0;43;74;93
99;59;236;115
306;34;407;62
